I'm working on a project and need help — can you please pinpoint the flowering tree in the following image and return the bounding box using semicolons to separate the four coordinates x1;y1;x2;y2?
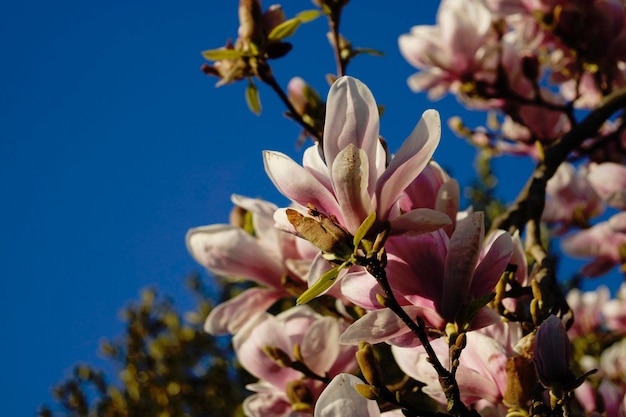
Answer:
70;1;625;417
189;0;626;416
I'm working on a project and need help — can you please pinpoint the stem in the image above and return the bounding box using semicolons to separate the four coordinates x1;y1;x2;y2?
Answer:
361;257;479;417
491;86;626;234
328;10;346;77
256;61;323;142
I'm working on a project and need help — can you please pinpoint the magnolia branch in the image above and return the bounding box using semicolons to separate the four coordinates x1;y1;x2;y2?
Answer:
491;86;626;235
362;257;479;417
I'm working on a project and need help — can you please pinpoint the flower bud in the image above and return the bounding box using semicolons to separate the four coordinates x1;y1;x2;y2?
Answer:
533;315;572;389
356;342;384;387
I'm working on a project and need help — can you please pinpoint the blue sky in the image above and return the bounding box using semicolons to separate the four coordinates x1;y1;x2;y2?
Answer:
1;1;622;415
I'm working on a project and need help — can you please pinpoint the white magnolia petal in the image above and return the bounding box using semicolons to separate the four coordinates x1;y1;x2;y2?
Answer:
186;225;283;286
231;194;279;248
263;150;338;215
331;145;372;232
301;317;341;375
315;374;380;417
339;308;410;345
323;76;381;190
204;287;284;335
376;110;441;218
389;207;451;235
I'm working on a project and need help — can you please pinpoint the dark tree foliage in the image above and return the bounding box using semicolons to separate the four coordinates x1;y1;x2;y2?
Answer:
38;276;254;417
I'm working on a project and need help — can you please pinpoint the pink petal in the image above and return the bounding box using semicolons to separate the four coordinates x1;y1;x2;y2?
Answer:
323;77;383;193
233;313;301;390
330;145;373;232
470;230;513;297
301;317;341;375
186;225;283;287
441;212;484;321
231;194;279;248
376;110;441;219
263;150;339;217
204;287;285;335
435;179;459;236
588;162;626;209
389;207;451;235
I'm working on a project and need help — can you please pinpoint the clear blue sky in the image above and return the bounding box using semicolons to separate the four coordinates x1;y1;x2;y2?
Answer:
0;1;621;415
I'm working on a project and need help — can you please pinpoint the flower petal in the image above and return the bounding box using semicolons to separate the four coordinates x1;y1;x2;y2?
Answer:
376;110;441;219
323;76;383;193
263;150;339;217
331;144;373;232
389;207;451;235
186;224;283;287
441;212;484;321
204;287;285;335
314;374;380;417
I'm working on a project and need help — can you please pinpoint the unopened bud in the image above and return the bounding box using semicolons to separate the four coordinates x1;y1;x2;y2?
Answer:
356;342;384;387
504;355;536;407
534;316;572;389
354;383;379;400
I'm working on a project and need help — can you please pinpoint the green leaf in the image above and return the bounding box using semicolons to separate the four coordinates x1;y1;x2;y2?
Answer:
296;9;322;23
267;18;302;41
353;212;376;248
297;263;346;304
201;48;247;61
246;81;262;115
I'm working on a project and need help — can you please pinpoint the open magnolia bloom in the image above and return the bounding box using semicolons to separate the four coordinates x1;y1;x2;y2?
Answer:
186;195;316;335
340;212;513;346
264;76;451;237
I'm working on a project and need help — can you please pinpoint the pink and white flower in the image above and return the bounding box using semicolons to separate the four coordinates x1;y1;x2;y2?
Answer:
264;76;450;237
186;195;316;335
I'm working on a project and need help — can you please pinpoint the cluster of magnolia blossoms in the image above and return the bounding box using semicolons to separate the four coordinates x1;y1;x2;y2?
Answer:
187;76;626;417
398;0;626;279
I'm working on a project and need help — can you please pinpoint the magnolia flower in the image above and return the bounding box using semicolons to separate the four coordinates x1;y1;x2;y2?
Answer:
392;331;509;407
340;212;513;346
264;76;450;236
561;212;626;277
186;195;315;335
234;306;357;417
603;283;626;332
587;162;626;209
543;162;604;231
565;286;610;338
398;0;497;99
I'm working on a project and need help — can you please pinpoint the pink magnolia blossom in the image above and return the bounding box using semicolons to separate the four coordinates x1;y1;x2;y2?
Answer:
565;286;610;338
392;331;509;407
603;283;626;332
264;76;450;237
398;0;498;100
186;195;315;335
234;306;357;417
339;212;513;347
543;162;604;231
561;212;626;277
587;162;626;209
